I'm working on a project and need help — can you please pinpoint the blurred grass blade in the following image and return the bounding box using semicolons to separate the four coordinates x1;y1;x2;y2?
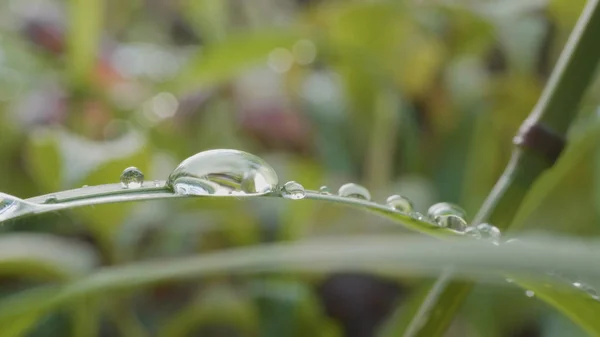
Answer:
173;31;301;92
1;236;600;333
67;0;104;84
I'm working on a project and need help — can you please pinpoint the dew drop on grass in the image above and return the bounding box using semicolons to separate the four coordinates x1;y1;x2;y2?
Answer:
386;195;414;213
44;195;58;204
166;149;279;196
464;226;481;238
319;186;331;195
427;202;467;231
338;183;371;201
154;180;160;187
476;223;501;244
120;166;144;188
281;181;306;200
525;290;535;298
412;212;425;221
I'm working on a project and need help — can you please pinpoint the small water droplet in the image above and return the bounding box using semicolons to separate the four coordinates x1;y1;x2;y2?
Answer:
44;195;58;204
281;181;306;200
464;226;481;238
427;202;467;230
154;180;160;187
82;185;89;188
411;212;425;221
319;186;331;195
167;149;279;196
120;166;144;189
386;195;414;213
506;278;513;283
525;290;535;298
338;183;371;201
476;223;501;243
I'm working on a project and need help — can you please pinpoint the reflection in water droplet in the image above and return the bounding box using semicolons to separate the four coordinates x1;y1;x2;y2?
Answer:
120;166;144;188
281;181;306;200
44;195;58;204
525;290;535;298
167;149;279;197
476;223;501;243
338;183;371;201
464;226;481;238
427;202;467;231
319;186;331;195
0;193;34;222
386;195;414;213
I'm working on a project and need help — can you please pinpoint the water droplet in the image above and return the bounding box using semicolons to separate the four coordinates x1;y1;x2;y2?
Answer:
464;226;481;239
0;193;34;222
154;180;160;187
44;195;58;204
427;202;468;230
506;278;513;283
338;183;371;201
120;166;144;188
166;149;279;196
476;223;501;243
525;290;535;298
319;186;331;195
412;212;425;221
82;185;89;188
386;195;414;213
281;181;306;200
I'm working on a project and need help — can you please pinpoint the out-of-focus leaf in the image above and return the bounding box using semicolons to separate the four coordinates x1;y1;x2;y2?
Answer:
549;0;587;29
173;31;301;92
157;284;258;337
511;119;600;235
0;233;99;336
25;129;62;193
182;0;228;42
0;233;99;279
67;0;104;84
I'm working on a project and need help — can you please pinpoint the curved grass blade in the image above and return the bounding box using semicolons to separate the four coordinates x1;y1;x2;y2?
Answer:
0;236;599;333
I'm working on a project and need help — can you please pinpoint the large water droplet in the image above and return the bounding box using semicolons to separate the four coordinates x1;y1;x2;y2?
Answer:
427;202;467;231
476;223;501;244
386;195;414;213
281;181;306;200
166;149;279;196
120;166;144;188
0;193;34;222
338;183;371;201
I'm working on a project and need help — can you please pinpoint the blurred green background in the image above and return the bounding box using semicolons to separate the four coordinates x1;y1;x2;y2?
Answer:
1;0;600;336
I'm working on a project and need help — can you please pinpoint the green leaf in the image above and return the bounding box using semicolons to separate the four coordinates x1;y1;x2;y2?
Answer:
173;30;301;92
67;0;104;84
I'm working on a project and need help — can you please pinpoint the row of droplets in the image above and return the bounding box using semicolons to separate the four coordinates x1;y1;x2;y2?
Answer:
110;150;600;302
282;180;501;242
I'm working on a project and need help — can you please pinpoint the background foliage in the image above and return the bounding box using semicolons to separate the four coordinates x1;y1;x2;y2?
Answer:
0;0;599;336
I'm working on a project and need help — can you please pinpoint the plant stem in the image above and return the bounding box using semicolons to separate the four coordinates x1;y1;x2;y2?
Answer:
404;0;600;336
